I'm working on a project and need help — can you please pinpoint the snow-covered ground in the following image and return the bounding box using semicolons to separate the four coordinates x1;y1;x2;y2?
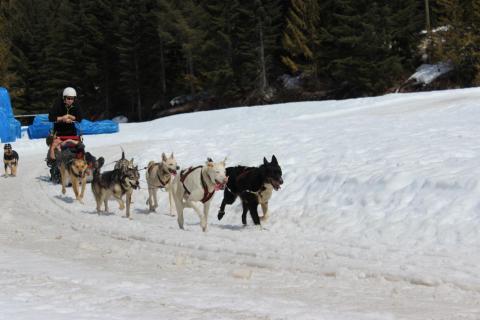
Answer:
2;88;480;319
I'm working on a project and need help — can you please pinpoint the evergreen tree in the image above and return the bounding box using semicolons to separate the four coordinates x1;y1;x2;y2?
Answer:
200;1;242;98
0;2;16;92
387;0;424;69
318;0;403;97
282;0;321;77
201;1;283;102
117;0;148;120
247;0;284;98
8;0;55;113
170;1;207;95
435;0;480;85
79;0;121;118
155;0;176;101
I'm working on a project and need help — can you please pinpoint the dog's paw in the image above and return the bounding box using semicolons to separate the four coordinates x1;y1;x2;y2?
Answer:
217;211;225;220
61;188;66;194
260;214;269;222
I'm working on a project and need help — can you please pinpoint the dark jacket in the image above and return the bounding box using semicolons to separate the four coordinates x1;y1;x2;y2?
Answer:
48;98;84;136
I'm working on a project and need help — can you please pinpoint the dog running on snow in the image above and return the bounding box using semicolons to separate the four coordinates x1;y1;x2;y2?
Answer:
3;143;19;177
172;158;228;232
217;155;283;226
145;152;179;215
92;155;140;218
57;147;89;203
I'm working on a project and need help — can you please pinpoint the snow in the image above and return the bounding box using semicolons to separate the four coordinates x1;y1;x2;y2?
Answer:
2;88;480;319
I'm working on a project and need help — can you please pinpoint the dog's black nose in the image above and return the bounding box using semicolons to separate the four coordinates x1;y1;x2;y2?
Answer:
176;165;180;170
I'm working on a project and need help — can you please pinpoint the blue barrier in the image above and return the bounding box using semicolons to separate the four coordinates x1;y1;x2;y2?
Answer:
27;114;119;139
0;87;21;143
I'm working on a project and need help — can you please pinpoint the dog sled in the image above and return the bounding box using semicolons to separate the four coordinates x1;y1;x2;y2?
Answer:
45;134;96;185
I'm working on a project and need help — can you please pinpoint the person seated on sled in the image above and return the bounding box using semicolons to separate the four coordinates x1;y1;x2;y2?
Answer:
48;87;83;137
45;134;83;183
46;134;83;161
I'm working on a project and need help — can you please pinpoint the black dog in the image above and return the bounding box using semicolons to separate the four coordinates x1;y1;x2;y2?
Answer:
218;155;283;226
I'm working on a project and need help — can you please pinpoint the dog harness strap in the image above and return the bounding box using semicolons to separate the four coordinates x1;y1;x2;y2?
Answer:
180;166;214;202
200;171;215;203
180;166;202;195
72;171;83;178
155;165;170;188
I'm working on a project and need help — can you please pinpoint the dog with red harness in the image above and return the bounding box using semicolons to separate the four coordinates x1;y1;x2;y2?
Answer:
172;158;228;232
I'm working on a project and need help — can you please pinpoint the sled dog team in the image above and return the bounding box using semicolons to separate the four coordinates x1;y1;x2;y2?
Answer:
3;143;283;231
45;144;283;231
90;151;283;231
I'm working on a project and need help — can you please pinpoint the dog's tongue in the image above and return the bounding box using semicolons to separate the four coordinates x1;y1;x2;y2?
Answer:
215;182;225;191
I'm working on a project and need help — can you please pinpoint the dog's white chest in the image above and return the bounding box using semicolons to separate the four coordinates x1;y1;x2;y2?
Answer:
113;184;123;195
257;184;273;204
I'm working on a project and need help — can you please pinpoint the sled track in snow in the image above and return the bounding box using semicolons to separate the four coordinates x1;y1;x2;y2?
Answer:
35;159;480;296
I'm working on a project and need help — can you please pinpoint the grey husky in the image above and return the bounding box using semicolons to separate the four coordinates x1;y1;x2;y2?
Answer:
114;150;135;173
91;156;140;219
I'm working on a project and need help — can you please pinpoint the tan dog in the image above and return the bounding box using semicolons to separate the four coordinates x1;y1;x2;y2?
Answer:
172;158;228;232
58;150;88;203
3;144;19;177
146;152;179;214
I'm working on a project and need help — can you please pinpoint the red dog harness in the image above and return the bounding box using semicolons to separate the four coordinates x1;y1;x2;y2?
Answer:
180;166;215;203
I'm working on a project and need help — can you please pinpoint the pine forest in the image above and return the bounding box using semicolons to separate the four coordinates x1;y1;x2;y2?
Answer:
1;0;479;120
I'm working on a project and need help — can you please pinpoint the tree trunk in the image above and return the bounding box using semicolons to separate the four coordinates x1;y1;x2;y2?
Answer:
159;40;166;95
187;49;195;95
258;18;267;95
104;55;110;119
134;51;142;121
425;0;432;63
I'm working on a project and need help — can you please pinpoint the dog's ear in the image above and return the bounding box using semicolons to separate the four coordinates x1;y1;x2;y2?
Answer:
222;157;227;166
121;150;125;160
263;157;269;165
162;152;167;162
206;158;214;167
271;155;278;165
97;156;105;169
170;152;174;159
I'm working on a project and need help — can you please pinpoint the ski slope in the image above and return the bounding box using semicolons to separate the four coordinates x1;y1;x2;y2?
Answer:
1;88;480;319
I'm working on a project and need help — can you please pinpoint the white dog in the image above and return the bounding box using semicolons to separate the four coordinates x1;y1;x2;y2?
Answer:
172;158;228;232
145;152;179;214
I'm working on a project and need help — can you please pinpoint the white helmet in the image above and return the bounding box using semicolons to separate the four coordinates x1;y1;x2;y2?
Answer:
62;87;77;97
